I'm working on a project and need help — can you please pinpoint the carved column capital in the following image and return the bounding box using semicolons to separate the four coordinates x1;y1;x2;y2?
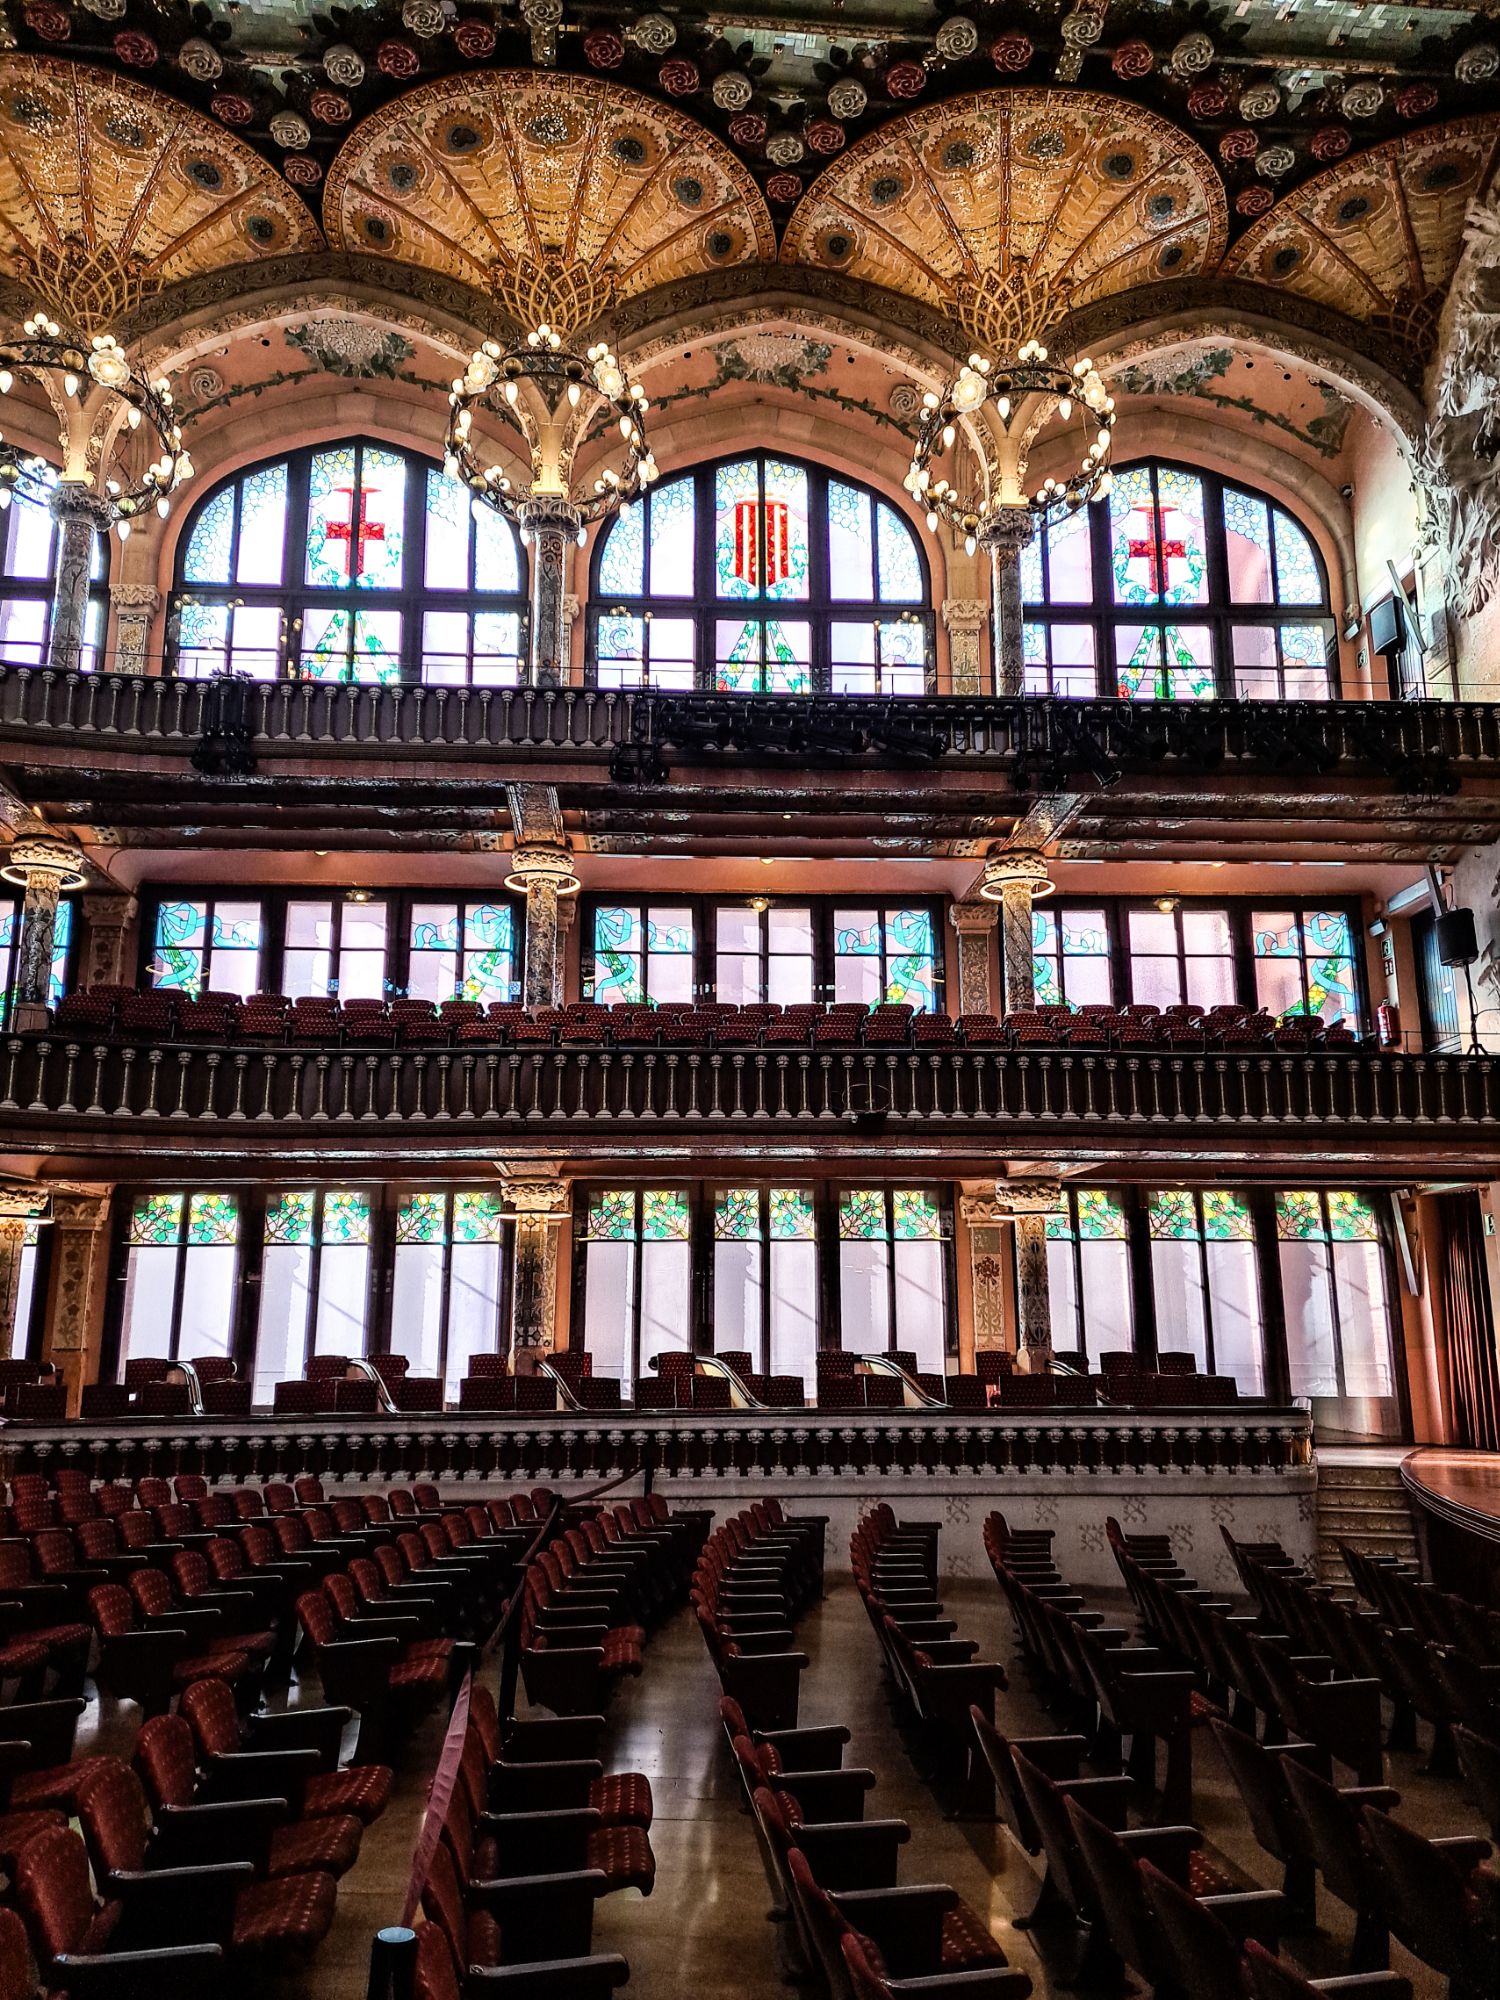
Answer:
50;1189;113;1232
988;1178;1065;1217
949;901;999;936
501;1176;570;1218
941;598;987;633
111;583;162;612
0;1184;51;1223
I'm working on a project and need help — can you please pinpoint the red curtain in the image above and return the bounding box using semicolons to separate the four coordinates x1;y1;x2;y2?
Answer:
1437;1191;1500;1452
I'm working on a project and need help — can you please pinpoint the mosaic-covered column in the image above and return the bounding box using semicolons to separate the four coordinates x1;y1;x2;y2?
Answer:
979;507;1036;698
110;583;161;679
503;1172;571;1368
979;850;1052;1016
2;827;85;1030
508;843;579;1008
41;1187;112;1413
941;598;988;696
992;1179;1064;1373
46;484;111;675
0;1186;49;1362
948;901;999;1016
519;495;581;688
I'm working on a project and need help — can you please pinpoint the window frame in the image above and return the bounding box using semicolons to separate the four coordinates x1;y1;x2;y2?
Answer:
1144;1188;1267;1391
1273;1188;1408;1436
114;1189;244;1374
586;451;935;695
168;438;529;686
0;463;109;672
137;885;523;1004
388;1186;514;1399
580;893;946;1012
1022;457;1338;702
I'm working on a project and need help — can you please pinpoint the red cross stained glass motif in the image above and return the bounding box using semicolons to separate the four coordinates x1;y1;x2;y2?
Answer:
733;500;790;589
324;486;386;580
1127;500;1187;597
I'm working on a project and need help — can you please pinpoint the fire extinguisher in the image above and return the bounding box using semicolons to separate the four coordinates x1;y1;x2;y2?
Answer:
1376;1001;1401;1048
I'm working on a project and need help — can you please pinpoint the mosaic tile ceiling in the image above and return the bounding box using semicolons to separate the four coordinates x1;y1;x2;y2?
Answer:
779;89;1227;313
324;70;775;298
0;55;324;297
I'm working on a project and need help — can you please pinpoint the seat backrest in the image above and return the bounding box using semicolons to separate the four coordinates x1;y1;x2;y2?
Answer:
0;1907;32;2000
179;1673;241;1758
1064;1797;1157;1978
15;1824;97;1965
414;1921;463;2000
1362;1805;1488;1981
77;1760;151;1876
135;1712;199;1811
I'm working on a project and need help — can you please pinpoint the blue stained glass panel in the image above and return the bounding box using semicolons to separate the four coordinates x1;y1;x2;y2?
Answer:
763;461;810;602
474;505;520;594
305;447;360;588
1273;510;1324;606
184;488;234;585
153;900;207;992
876;503;923;602
646;476;695;597
1110;467;1207;609
1021;538;1045;602
884;908;936;1011
593;906;644;1005
599;500;645;596
714;459;762;601
827;480;873;600
423;468;471;589
462;904;514;1003
411;907;462;952
236;464;287;586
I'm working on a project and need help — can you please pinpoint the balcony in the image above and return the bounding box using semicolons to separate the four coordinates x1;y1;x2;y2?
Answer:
5;1027;1498;1174
3;667;1498;857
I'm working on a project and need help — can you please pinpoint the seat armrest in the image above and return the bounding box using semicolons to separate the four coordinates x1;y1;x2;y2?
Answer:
767;1768;876;1822
832;1883;958;1975
150;1797;285;1871
52;1944;225;1999
243;1706;350;1768
110;1861;252;1949
461;1954;630;1998
1198;1889;1286;1948
791;1818;910;1892
501;1716;607;1763
882;1970;1032;2000
752;1724;849;1771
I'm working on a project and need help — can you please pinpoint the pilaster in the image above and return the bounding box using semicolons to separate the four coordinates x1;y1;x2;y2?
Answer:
81;893;137;987
948;901;999;1016
941;598;988;696
41;1188;113;1412
502;1169;571;1368
110;583;162;680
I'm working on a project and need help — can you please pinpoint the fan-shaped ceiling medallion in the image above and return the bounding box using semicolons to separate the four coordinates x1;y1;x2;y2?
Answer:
0;54;323;322
781;89;1227;337
1219;115;1500;363
326;71;775;328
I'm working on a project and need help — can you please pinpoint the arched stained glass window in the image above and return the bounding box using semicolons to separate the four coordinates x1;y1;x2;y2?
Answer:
169;439;526;684
0;464;108;670
590;452;932;694
1022;459;1336;701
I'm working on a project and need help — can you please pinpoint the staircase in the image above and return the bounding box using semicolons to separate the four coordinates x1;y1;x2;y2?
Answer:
1314;1455;1420;1584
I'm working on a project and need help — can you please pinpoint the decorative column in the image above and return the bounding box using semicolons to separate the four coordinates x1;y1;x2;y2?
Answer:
978;849;1054;1016
519;495;581;687
502;1171;571;1369
81;892;137;987
2;827;86;1030
41;1187;112;1413
992;1179;1065;1373
949;901;999;1016
506;841;580;1008
958;1189;1011;1356
110;583;161;679
46;484;112;675
941;598;989;696
0;1186;50;1361
978;507;1036;698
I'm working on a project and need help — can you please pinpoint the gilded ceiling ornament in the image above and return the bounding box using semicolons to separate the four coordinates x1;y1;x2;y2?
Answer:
323;43;366;88
765;171;802;203
1310;124;1351;159
991;32;1032;73
1238;83;1280;122
270;110;311;151
453;20;495;59
828;80;867;120
1059;8;1103;49
1341;82;1385;120
1170;32;1215;79
521;0;564;67
1256;144;1296;180
1455;44;1498;85
14;238;160;336
630;14;676;55
936;16;980;62
766;132;805;166
402;0;446;37
487;251;617;343
888;381;923;419
806;119;845;155
712;71;753;111
176;37;221;82
80;0;126;17
1396;83;1438;119
113;30;157;67
1111;40;1152;80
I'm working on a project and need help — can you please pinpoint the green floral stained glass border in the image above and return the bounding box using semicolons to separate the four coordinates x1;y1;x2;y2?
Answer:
323;1191;370;1244
839;1189;887;1240
893;1189;941;1240
1077;1190;1127;1241
187;1192;238;1247
584;1190;636;1240
770;1188;816;1241
643;1190;690;1241
265;1190;316;1245
129;1192;183;1246
397;1191;447;1245
1202;1190;1253;1241
1275;1190;1325;1242
453;1192;504;1244
1327;1190;1377;1241
714;1188;761;1241
1147;1190;1198;1240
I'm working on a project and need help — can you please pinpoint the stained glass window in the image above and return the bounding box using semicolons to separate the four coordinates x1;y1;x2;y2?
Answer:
713;1185;818;1386
120;1187;240;1373
1044;1188;1132;1366
149;896;263;999
407;900;517;1005
1031;907;1112;1011
0;460;109;671
587;904;695;1007
1146;1187;1264;1390
0;894;73;1024
1275;1188;1398;1439
171;440;526;684
1022;458;1335;701
390;1186;510;1396
1252;907;1361;1028
579;1187;692;1391
833;906;938;1012
255;1186;373;1399
836;1185;949;1372
590;453;931;693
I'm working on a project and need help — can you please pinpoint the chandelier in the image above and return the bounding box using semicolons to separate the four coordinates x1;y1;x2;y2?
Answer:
0;243;191;536
444;322;657;533
902;259;1116;555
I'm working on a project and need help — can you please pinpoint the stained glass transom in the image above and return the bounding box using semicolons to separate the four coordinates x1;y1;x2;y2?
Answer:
129;1193;184;1245
172;440;526;685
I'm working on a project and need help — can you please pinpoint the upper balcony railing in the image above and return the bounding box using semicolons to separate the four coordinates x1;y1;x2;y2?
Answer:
1;664;1495;786
4;1029;1498;1164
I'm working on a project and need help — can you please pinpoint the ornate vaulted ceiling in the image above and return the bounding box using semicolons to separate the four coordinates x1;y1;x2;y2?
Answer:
779;89;1226;316
324;69;774;305
0;54;323;306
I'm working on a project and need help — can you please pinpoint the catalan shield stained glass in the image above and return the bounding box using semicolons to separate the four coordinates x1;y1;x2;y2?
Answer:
762;462;810;602
714;1188;761;1240
186;1193;239;1247
266;1190;317;1245
839;1189;887;1240
453;1191;503;1243
129;1193;184;1245
714;459;762;601
642;1190;691;1241
397;1191;447;1244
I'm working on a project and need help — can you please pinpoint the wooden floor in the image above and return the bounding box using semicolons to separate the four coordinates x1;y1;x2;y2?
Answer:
77;1570;1484;2000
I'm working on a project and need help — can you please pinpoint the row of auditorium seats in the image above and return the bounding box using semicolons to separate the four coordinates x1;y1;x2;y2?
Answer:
44;986;1367;1052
